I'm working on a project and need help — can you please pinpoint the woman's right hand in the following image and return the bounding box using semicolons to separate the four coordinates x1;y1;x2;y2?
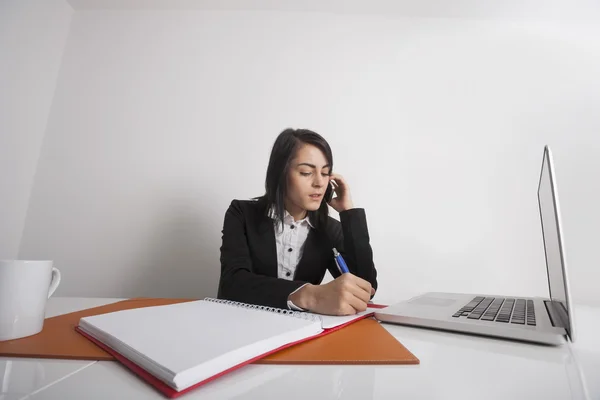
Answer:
289;274;374;316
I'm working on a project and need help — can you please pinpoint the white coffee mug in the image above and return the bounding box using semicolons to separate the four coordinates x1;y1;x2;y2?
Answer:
0;260;61;341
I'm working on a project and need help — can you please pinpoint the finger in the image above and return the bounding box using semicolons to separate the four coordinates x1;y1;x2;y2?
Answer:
349;284;371;305
329;174;349;196
339;302;358;315
338;275;370;304
329;172;344;181
348;274;372;295
329;173;344;184
345;290;369;312
345;280;371;304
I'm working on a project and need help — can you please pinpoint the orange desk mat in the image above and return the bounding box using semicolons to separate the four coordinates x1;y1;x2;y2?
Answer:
256;317;419;365
0;298;419;365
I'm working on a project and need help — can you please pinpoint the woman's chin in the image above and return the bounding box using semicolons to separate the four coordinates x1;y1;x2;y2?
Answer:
303;202;322;212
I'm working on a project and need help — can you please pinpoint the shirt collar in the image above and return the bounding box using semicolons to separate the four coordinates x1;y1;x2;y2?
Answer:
268;206;314;229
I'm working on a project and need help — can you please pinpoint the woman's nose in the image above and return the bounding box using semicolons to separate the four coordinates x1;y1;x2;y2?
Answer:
313;174;326;187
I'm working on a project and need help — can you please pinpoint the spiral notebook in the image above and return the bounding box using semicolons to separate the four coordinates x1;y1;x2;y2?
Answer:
76;298;374;398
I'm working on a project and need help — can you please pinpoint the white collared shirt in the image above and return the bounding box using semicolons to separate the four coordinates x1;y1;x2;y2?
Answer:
270;208;313;281
269;208;313;311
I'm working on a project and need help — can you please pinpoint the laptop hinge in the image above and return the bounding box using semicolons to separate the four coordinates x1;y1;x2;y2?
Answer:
544;300;568;330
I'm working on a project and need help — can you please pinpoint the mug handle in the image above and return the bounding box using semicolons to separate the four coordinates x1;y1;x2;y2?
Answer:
48;267;61;298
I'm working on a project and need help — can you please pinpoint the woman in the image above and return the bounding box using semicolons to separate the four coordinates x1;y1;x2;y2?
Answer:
217;128;378;315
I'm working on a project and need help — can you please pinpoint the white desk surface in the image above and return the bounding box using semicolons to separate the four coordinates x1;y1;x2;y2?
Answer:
1;297;599;400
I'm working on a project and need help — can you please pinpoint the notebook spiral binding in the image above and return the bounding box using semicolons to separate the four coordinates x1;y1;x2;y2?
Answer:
203;298;321;322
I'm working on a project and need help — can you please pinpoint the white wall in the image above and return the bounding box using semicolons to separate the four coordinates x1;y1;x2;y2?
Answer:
19;8;600;306
0;0;73;259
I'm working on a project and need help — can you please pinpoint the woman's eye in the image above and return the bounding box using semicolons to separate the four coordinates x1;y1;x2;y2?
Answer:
300;172;312;177
321;173;330;177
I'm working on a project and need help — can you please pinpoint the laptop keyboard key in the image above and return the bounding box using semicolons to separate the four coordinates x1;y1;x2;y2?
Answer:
525;299;536;325
453;296;538;325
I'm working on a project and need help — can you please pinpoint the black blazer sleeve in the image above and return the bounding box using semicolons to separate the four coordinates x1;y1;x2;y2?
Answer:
217;201;307;309
325;208;378;294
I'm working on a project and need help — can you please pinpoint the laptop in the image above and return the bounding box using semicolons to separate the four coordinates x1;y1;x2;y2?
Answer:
375;145;575;345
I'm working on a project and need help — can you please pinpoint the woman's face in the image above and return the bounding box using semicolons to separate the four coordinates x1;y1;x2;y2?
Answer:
285;143;331;218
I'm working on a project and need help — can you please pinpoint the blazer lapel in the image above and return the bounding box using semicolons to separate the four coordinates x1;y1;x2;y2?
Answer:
256;214;278;278
294;229;323;281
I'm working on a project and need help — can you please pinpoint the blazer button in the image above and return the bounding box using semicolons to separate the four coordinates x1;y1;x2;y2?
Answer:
286;271;291;277
288;248;293;252
290;225;295;229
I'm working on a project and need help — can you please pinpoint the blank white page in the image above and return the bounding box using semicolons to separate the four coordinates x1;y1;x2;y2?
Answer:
79;300;321;378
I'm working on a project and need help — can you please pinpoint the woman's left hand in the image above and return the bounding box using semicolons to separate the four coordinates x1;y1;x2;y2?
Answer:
328;173;354;213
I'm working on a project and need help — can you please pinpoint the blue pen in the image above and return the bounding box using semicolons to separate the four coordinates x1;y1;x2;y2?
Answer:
332;248;349;274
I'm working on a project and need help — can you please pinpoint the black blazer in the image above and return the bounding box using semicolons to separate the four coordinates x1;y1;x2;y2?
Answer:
217;199;378;309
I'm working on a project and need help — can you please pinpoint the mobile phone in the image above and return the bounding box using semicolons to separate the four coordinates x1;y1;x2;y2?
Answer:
325;180;334;203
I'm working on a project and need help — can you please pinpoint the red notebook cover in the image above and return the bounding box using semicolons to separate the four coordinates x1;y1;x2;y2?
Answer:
75;310;375;398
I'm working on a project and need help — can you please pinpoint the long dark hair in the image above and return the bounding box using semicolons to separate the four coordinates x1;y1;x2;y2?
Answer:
258;128;333;231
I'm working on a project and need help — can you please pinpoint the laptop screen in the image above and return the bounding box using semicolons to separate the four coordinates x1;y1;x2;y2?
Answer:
537;146;573;340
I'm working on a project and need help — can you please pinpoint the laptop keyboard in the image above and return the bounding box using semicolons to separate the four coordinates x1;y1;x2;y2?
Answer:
452;296;536;326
